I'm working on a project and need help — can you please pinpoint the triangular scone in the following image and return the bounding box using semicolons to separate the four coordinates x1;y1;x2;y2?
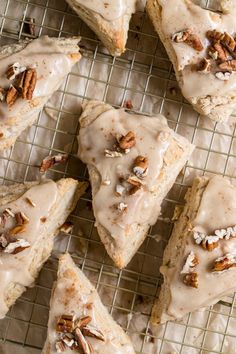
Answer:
147;0;236;123
0;36;81;150
78;100;194;268
65;0;138;56
152;175;236;325
0;178;87;319
42;253;135;354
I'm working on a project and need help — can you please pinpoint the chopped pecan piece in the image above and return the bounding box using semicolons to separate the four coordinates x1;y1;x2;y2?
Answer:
4;208;15;218
25;197;36;207
129;185;140;195
74;328;91;354
82;325;105;342
213;254;236;272
115;184;125;196
183;272;198;288
201;238;219;251
55;340;67;353
127;175;143;188
60;221;73;234
18;68;37;100
39;154;68;173
219;59;236;71
6;62;26;81
181;251;199;274
15;211;29;225
56;314;75;333
206;29;224;42
6;85;18;107
104;149;123;158
198;58;212;73
76;316;92;329
211;42;229;62
4;238;30;254
172;29;203;51
118;131;136;150
9;224;26;235
133;156;148;178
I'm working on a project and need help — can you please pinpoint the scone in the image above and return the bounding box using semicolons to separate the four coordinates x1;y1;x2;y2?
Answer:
146;0;236;123
65;0;138;56
78;100;194;268
42;253;135;354
0;178;87;319
152;175;236;324
0;36;81;150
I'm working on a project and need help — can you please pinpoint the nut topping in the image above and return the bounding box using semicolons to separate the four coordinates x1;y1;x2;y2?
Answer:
25;197;36;207
181;251;199;274
118;131;136;150
82;325;105;342
219;59;236;71
194;225;236;251
9;224;26;235
6;63;26;81
198;58;212;73
4;208;15;218
55;314;104;354
183;272;198;288
74;328;91;354
213;253;236;272
18;68;37;100
3;238;30;254
0;87;6;102
172;29;203;51
15;211;29;225
117;202;128;212
133;156;148;178
39;154;68;173
6;85;18;107
60;221;73;234
104;149;123;158
115;184;125;196
56;314;75;333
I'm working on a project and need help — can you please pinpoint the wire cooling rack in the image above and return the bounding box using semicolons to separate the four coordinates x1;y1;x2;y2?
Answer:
0;0;236;353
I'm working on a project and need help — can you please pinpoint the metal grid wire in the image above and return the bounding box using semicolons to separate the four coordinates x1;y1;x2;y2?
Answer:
0;0;236;353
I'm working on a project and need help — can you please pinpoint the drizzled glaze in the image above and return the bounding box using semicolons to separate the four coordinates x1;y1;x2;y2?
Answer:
78;107;188;249
0;180;58;318
71;0;136;21
162;176;236;321
47;255;135;353
158;0;236;98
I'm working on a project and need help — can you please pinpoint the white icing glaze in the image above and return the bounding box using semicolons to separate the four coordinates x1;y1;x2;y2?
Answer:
78;108;184;248
74;0;136;21
158;0;236;98
0;36;77;135
0;180;58;318
48;260;134;353
162;176;236;320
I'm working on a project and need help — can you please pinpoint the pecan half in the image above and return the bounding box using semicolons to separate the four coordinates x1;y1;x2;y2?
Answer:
219;59;236;71
6;85;18;107
172;29;203;51
183;272;198;288
18;68;37;100
118;131;136;150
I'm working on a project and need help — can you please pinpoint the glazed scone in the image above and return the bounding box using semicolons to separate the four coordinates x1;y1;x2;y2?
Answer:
42;253;135;354
152;176;236;324
78;100;194;268
65;0;138;56
146;0;236;123
0;36;81;150
0;178;87;319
